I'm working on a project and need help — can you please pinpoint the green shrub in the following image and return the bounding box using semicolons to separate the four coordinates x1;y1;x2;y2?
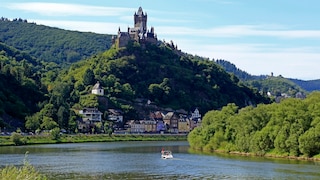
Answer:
50;127;61;140
10;132;26;146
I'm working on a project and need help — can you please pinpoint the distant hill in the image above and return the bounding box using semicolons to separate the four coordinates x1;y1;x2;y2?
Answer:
216;59;317;94
0;18;113;64
289;78;320;92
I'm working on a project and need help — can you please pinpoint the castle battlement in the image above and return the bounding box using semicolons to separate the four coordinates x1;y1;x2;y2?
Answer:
113;7;157;48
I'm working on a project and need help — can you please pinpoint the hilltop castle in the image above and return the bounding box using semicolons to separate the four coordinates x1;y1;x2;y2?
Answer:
112;7;158;48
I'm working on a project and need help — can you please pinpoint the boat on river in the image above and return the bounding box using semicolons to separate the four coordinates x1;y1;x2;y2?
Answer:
161;149;173;159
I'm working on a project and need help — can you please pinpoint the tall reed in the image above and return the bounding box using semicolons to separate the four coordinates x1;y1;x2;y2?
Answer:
0;152;47;180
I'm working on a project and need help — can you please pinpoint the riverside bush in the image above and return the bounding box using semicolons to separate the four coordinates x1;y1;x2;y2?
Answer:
10;132;26;145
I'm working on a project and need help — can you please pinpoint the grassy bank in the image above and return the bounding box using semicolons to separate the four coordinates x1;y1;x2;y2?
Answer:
189;147;320;162
0;133;188;146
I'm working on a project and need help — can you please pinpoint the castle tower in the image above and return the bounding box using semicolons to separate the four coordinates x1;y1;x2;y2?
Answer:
134;7;147;34
114;7;156;48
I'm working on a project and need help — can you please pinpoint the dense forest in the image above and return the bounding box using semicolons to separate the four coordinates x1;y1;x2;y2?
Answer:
188;92;320;158
0;42;48;128
0;18;112;64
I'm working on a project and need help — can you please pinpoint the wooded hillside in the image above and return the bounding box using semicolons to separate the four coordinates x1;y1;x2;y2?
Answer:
0;18;112;64
50;42;270;123
0;42;47;128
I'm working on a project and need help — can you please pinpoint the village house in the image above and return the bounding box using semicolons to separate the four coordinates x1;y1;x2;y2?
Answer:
143;119;157;133
163;112;179;133
178;114;190;133
127;119;163;134
150;111;166;132
107;109;123;123
78;108;103;132
79;108;102;122
156;121;166;133
190;108;202;129
191;108;201;121
127;120;145;133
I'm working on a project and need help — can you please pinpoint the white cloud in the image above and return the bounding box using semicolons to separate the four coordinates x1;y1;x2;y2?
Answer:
6;2;320;39
157;25;320;39
6;2;133;17
31;19;120;34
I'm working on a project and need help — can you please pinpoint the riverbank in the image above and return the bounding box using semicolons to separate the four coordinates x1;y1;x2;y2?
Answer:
228;150;320;161
190;148;320;162
0;133;188;146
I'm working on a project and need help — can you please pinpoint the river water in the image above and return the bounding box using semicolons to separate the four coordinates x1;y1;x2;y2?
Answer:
0;141;319;179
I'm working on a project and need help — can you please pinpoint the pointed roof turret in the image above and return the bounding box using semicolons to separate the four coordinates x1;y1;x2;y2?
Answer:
137;6;144;16
92;81;102;90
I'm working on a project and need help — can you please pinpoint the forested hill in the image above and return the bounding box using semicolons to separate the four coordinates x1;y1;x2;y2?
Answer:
0;42;47;128
216;59;258;80
289;78;320;92
0;39;270;131
55;42;270;117
0;18;112;64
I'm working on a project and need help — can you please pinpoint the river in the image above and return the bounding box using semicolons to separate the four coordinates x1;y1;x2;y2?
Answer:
0;141;319;179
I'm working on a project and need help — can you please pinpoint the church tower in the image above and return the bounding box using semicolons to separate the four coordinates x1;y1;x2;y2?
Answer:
134;7;147;34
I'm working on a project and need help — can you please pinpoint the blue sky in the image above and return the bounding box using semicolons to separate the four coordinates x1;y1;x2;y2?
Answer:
1;0;320;80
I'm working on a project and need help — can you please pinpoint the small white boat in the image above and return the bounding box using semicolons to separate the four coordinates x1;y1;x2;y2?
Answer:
161;149;173;159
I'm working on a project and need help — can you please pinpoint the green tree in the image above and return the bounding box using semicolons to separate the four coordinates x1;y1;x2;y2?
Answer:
148;83;163;102
83;68;95;86
68;111;78;133
57;106;69;129
299;124;320;157
250;127;273;155
40;103;56;119
50;127;61;140
25;113;41;132
40;116;58;130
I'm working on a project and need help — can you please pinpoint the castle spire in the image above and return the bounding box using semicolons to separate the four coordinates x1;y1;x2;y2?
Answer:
137;6;143;16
